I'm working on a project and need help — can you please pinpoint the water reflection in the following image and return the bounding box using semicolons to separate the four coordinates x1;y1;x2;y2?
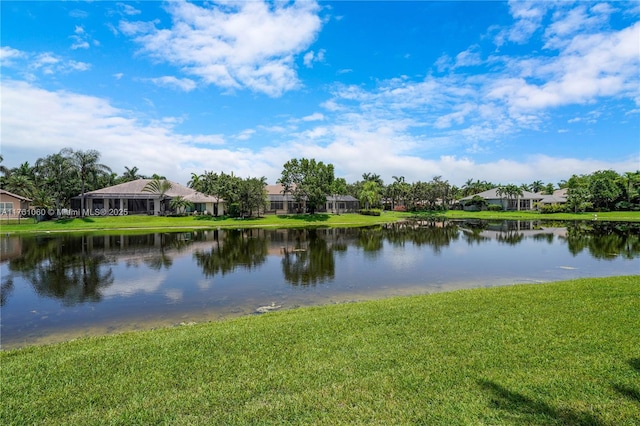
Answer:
282;229;336;285
194;229;268;277
1;220;638;348
2;221;639;307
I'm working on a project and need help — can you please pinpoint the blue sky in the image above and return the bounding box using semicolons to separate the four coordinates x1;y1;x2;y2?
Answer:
1;0;639;187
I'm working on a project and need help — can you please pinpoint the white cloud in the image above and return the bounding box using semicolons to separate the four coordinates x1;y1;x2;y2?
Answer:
235;129;256;141
148;76;197;92
0;80;288;184
1;46;91;77
302;112;325;122
454;46;482;68
303;48;326;67
490;21;640;111
120;0;323;97
495;1;549;46
0;46;26;66
2;80;637;190
118;2;141;16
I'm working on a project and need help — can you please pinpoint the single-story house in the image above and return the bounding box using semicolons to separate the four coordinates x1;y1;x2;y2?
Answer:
459;188;546;211
0;189;32;219
537;189;568;205
266;184;360;214
72;179;224;216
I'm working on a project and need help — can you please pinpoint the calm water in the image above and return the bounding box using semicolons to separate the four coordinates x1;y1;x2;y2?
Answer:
1;220;639;348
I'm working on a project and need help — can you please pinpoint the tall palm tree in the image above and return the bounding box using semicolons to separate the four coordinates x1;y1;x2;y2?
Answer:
142;178;172;215
531;180;544;193
188;172;202;190
0;155;8;176
121;166;141;182
65;149;112;216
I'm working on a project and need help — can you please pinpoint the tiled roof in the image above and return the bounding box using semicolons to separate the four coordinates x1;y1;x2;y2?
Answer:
81;179;221;202
0;189;32;202
459;188;545;201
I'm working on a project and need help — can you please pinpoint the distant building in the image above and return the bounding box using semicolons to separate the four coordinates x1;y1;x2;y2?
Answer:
459;188;545;211
72;179;224;216
0;189;32;219
266;184;360;214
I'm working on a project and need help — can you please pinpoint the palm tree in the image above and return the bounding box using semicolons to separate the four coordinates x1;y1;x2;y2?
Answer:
35;152;75;214
359;181;381;210
531;180;544;193
188;172;202;190
142;178;172;215
4;174;35;198
121;166;142;182
497;184;523;210
65;149;112;216
169;196;193;215
0;155;8;176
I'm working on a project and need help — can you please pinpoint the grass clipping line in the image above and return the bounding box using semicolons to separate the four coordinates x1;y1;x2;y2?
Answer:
2;276;639;425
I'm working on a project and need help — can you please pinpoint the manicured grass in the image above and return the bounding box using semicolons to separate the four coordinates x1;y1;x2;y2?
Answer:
0;212;407;235
2;210;639;235
438;210;640;222
2;276;638;425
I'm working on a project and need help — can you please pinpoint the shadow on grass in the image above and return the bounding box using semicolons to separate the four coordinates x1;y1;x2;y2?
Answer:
53;217;95;225
277;214;330;222
613;358;640;404
479;379;605;425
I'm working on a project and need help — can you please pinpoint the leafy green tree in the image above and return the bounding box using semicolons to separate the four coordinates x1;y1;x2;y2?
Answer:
589;170;622;210
35;151;76;212
620;171;640;205
566;186;592;213
237;177;268;217
330;177;348;214
278;158;335;214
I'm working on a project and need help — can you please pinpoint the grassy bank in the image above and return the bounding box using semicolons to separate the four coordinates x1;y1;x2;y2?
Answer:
2;210;639;235
2;276;638;425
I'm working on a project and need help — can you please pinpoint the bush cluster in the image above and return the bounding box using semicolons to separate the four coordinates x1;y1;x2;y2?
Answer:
359;209;382;216
539;204;567;214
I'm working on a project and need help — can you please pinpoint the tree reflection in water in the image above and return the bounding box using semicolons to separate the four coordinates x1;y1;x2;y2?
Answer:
282;229;335;286
2;221;638;307
2;233;196;306
4;235;115;306
563;221;640;260
193;229;268;277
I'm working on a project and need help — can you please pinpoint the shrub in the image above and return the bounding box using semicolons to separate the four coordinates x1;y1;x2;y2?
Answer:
487;204;503;211
539;204;567;214
359;209;382;216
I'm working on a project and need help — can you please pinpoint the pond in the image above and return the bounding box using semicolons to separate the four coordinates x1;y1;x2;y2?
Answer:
1;219;639;349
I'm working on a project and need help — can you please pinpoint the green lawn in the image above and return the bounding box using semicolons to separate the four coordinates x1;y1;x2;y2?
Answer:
2;276;638;425
2;210;639;235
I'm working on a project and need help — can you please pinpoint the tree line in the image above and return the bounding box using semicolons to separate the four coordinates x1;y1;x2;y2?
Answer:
1;149;639;216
